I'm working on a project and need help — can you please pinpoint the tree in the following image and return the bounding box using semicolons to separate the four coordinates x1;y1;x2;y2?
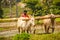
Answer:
24;0;42;16
0;0;3;18
54;2;60;15
23;0;60;15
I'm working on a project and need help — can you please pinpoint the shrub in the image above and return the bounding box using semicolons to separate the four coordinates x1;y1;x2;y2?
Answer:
13;33;30;40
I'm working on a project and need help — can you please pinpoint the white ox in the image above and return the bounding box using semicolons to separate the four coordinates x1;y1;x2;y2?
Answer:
17;17;35;33
43;14;55;33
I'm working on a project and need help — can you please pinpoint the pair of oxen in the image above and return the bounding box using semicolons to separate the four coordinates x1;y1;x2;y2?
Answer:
17;14;55;34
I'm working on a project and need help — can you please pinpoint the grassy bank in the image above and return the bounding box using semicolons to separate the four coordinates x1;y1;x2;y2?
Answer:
0;32;60;40
30;33;60;40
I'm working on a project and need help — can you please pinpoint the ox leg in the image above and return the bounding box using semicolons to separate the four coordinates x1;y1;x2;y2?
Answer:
51;24;55;33
33;25;36;34
32;23;35;34
47;26;50;33
26;27;29;33
44;25;47;33
52;27;54;33
18;27;20;33
44;25;49;33
21;28;25;33
27;30;29;33
30;26;35;34
33;29;36;34
27;28;30;33
51;19;55;33
22;30;25;33
27;26;31;34
26;28;30;33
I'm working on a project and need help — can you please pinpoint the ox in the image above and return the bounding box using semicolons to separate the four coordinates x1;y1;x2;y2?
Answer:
43;14;55;33
17;17;35;34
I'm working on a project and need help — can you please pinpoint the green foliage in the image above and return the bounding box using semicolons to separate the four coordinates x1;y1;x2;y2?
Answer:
53;2;60;15
0;0;4;18
24;0;60;15
1;0;16;7
0;9;3;18
0;0;60;18
24;0;42;16
0;0;19;18
25;0;38;11
13;33;30;40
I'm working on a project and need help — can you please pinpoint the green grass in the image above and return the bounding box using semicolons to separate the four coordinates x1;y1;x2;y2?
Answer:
0;27;16;32
55;18;60;22
30;33;60;40
0;27;10;32
0;28;5;31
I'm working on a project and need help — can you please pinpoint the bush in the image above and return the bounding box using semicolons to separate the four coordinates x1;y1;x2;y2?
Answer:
13;33;30;40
